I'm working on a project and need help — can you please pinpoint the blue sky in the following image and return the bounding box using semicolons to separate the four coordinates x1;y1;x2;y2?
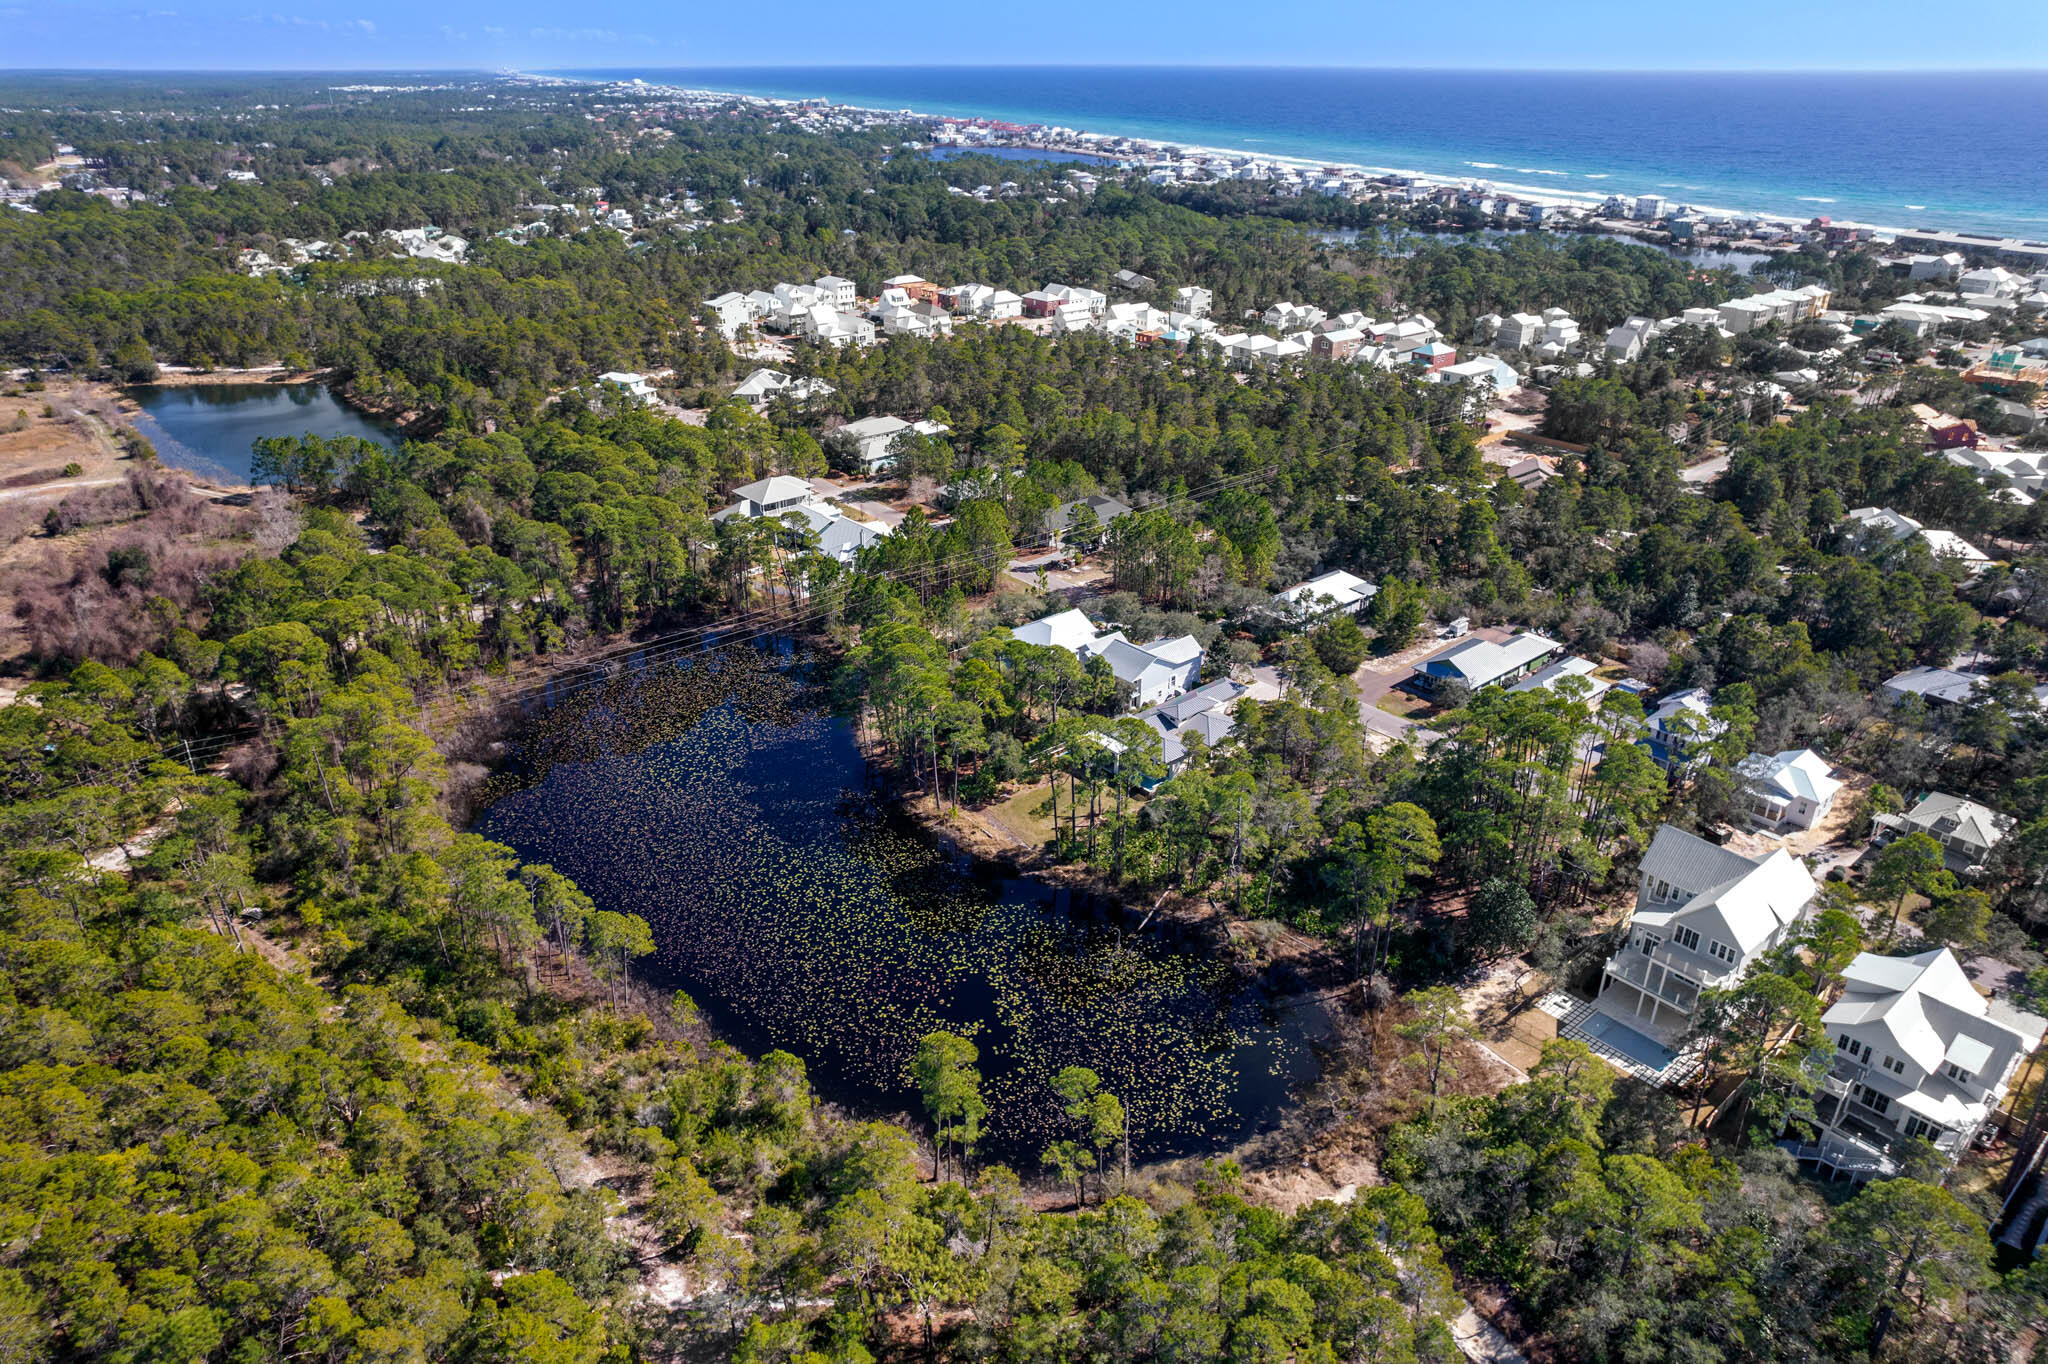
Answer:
7;0;2048;71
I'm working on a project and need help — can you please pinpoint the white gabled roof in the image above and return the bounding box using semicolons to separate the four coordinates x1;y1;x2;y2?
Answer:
730;475;815;506
1275;569;1376;611
837;414;912;440
1145;635;1203;666
1636;825;1815;953
732;368;787;398
1737;748;1843;806
1919;528;1991;566
1013;608;1102;653
1827;948;2046;1077
1507;655;1609;698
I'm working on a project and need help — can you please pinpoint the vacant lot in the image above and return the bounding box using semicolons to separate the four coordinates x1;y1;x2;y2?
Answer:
0;381;132;508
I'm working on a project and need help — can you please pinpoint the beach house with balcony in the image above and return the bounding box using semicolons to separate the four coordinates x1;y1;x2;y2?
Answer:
1736;748;1843;831
1794;949;2045;1181
1595;826;1818;1042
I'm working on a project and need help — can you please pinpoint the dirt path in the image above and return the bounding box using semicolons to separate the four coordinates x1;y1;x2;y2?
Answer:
0;474;126;503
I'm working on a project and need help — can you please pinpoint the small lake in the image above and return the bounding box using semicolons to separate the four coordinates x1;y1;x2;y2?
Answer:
124;382;403;485
471;647;1323;1166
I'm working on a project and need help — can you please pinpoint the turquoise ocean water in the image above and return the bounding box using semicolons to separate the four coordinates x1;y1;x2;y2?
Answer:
562;66;2048;239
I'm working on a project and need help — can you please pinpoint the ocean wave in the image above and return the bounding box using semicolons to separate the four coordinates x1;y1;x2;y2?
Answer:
1517;167;1569;176
1797;196;1837;203
1905;204;1927;211
1466;161;1504;170
1583;173;1609;179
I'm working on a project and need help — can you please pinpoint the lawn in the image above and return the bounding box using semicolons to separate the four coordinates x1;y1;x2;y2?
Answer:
986;781;1058;847
1376;691;1434;718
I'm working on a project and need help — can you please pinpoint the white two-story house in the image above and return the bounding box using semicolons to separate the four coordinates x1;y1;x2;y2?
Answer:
1596;825;1818;1042
1794;949;2046;1181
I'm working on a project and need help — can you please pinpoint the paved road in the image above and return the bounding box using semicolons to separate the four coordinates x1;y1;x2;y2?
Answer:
1681;453;1730;487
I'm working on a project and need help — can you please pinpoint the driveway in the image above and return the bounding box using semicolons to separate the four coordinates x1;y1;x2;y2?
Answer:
1681;452;1730;487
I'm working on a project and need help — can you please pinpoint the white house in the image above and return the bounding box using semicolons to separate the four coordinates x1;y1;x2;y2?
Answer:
710;477;889;564
704;292;753;335
1272;569;1378;625
816;275;857;309
1736;748;1843;831
596;371;656;405
731;368;835;409
1506;654;1611;703
1596;825;1818;1040
713;475;818;520
1798;949;2047;1180
1496;312;1546;350
1100;635;1204;708
1011;608;1203;709
1435;355;1519;399
1959;266;2027;300
1173;285;1212;318
830;416;914;473
1844;507;1992;575
829;415;949;475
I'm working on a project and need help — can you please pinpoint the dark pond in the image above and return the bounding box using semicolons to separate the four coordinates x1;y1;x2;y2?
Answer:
470;647;1324;1165
123;382;403;485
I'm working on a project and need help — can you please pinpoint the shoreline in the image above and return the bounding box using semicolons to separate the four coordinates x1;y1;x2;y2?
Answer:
539;70;2047;244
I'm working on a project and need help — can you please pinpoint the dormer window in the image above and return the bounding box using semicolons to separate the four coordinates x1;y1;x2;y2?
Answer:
1944;1062;1974;1083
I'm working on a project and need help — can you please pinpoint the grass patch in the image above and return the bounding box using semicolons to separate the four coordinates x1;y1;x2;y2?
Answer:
986;781;1058;847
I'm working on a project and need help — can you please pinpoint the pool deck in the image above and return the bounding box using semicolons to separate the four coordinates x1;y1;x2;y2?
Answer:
1537;991;1705;1087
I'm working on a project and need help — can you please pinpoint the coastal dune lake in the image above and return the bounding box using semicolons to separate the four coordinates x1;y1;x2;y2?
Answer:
472;648;1323;1164
124;382;402;485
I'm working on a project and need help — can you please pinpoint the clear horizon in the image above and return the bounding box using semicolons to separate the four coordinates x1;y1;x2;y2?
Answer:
8;62;2048;76
6;0;2048;73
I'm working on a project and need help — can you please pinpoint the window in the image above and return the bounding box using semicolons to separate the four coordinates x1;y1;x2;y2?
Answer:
1637;934;1658;957
1673;925;1701;951
1837;1036;1868;1062
1853;1086;1891;1116
1706;939;1740;965
1882;1054;1906;1075
1903;1116;1945;1142
1944;1061;1975;1083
